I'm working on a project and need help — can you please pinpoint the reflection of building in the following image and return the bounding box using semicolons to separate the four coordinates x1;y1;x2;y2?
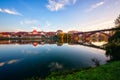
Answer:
32;42;39;47
56;42;63;46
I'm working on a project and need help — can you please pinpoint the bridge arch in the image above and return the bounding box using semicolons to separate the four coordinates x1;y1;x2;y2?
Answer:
87;32;110;42
76;28;119;42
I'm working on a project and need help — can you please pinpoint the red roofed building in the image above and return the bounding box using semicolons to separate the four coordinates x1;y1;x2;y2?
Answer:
21;30;42;38
46;32;56;38
32;29;38;34
0;32;11;38
13;30;42;38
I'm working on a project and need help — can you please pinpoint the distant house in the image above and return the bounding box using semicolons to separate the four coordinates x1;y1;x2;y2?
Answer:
0;29;64;39
13;32;27;38
0;32;11;38
14;30;43;38
46;32;56;38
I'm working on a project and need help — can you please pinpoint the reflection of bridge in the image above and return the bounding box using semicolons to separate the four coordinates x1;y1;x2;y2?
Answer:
75;42;105;49
74;28;120;42
0;40;105;49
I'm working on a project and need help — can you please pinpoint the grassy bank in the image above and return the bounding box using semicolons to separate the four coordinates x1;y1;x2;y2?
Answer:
25;61;120;80
46;61;120;80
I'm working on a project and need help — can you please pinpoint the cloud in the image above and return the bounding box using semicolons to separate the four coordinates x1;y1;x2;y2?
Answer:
86;1;105;12
73;0;77;4
0;8;22;16
20;19;38;25
46;0;77;11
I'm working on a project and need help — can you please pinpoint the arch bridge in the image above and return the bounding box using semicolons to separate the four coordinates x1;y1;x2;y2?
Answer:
74;28;120;42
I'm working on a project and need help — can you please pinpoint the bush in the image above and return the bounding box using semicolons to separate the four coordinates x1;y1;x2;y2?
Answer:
106;26;120;61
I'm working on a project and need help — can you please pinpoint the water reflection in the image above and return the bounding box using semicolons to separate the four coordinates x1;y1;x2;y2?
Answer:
0;40;107;80
7;59;20;64
0;62;5;67
22;50;39;54
91;58;100;67
48;62;63;71
0;59;21;67
0;40;104;49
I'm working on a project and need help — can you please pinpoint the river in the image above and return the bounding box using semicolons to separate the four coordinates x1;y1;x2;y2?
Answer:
0;40;107;80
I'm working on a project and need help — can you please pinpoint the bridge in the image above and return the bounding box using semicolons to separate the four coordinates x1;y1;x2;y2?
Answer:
74;27;120;42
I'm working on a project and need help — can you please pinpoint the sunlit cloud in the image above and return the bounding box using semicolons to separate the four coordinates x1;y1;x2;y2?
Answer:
46;0;77;11
86;1;105;12
0;8;22;16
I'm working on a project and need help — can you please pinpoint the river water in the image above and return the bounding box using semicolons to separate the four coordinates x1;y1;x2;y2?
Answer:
0;41;107;80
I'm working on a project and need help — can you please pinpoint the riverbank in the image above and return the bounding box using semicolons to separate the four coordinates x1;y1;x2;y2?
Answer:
46;61;120;80
25;61;120;80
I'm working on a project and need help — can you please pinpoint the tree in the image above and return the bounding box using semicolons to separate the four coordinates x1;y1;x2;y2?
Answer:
115;15;120;27
106;15;120;61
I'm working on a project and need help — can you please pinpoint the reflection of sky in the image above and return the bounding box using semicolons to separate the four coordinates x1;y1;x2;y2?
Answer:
46;47;51;53
0;44;108;80
22;50;39;54
0;44;107;68
48;62;63;71
0;59;21;67
0;62;5;67
7;59;20;64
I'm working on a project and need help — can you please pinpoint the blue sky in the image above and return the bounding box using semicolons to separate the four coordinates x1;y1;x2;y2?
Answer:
0;0;120;32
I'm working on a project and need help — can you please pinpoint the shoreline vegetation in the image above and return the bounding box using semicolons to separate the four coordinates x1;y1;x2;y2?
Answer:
46;61;120;80
25;61;120;80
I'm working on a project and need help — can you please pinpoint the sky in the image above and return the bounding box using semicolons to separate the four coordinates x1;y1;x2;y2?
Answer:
0;0;120;32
